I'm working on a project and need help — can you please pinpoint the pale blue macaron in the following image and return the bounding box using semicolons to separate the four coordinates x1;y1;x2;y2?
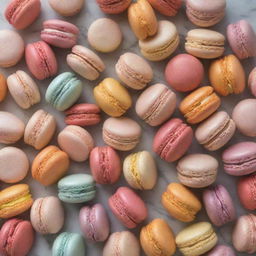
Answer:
58;174;96;203
52;232;86;256
45;72;82;111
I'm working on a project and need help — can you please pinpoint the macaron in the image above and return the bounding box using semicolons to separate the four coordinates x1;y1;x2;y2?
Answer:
185;29;225;59
153;118;193;162
140;219;176;256
5;0;41;29
103;231;140;256
128;0;158;40
48;0;84;16
41;19;79;48
162;183;202;222
139;20;179;61
7;70;41;109
57;125;94;162
30;196;64;234
103;117;142;151
195;111;236;151
232;214;256;253
0;111;25;144
209;54;246;96
179;86;221;124
24;109;56;150
25;41;58;80
222;141;256;176
45;72;83;111
165;53;204;92
177;154;218;188
232;99;256;137
96;0;131;14
115;52;153;90
238;173;256;210
32;145;70;186
135;83;177;126
227;20;256;59
94;78;132;117
79;204;110;242
90;146;121;184
176;222;218;256
52;232;86;256
58;174;96;203
67;45;105;81
109;186;147;228
0;218;34;256
0;73;7;102
0;147;29;183
186;0;226;27
203;184;236;226
0;30;24;68
147;0;182;16
249;67;256;97
207;245;236;256
0;184;33;219
123;151;157;190
88;18;122;53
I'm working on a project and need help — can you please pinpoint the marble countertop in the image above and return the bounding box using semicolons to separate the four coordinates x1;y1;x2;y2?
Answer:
0;0;256;255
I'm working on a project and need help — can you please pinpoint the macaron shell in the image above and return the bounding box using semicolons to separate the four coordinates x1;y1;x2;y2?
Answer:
96;0;132;14
148;0;182;16
207;245;236;256
0;73;7;102
48;0;84;16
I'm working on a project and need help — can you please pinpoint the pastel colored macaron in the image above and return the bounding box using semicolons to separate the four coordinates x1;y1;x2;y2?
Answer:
185;29;225;59
109;186;147;228
88;18;122;53
0;73;7;102
177;154;218;188
32;145;70;186
0;111;25;144
41;19;79;48
139;20;179;61
227;20;256;59
140;219;176;256
203;184;236;226
0;147;29;183
195;111;236;151
209;54;246;96
0;218;34;256
148;0;182;16
5;0;41;29
136;83;176;126
79;204;110;242
153;118;193;162
58;125;94;162
96;0;131;14
249;67;256;97
238;173;256;210
128;0;158;40
179;86;221;124
0;30;24;68
232;214;256;253
48;0;84;16
103;117;142;151
24;109;56;150
0;184;33;219
25;41;58;80
45;72;83;111
52;232;86;256
103;231;140;256
7;70;41;109
90;146;121;184
115;52;153;90
30;196;64;234
94;78;132;117
165;54;204;92
222;141;256;176
176;222;218;256
162;183;202;222
186;0;226;27
123;151;157;190
58;174;96;203
207;245;236;256
67;45;105;80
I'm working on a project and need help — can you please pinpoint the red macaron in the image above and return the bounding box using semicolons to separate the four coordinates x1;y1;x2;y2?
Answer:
96;0;132;14
148;0;182;16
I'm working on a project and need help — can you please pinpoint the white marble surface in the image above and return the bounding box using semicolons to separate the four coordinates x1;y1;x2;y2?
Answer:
0;0;256;255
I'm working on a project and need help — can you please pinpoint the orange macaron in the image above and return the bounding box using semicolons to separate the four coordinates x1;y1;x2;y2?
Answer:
0;73;7;102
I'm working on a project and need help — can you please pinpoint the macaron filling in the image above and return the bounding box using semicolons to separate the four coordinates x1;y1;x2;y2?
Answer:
58;232;72;256
0;193;32;210
220;57;234;93
5;0;29;22
186;37;224;50
42;28;77;39
129;153;143;189
144;225;162;255
84;208;98;241
98;147;111;184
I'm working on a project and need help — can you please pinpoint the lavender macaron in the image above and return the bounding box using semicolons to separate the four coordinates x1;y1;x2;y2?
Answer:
207;245;236;256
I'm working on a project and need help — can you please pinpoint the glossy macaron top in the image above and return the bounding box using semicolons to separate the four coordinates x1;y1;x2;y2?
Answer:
48;0;84;16
96;0;132;14
148;0;182;16
207;245;236;256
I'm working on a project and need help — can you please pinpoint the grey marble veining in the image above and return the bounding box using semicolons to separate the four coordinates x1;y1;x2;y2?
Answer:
0;0;255;255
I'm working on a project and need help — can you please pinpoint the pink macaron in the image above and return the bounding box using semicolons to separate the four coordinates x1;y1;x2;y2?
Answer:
96;0;132;14
41;19;79;48
109;187;147;229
